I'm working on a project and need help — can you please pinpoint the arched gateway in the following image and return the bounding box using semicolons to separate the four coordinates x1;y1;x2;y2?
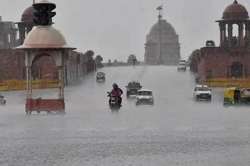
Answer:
17;1;75;114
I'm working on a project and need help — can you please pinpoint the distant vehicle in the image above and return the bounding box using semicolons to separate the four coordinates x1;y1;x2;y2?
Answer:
96;72;105;82
177;60;187;71
224;87;250;105
224;87;240;105
193;85;212;101
126;81;142;97
206;40;215;47
107;92;121;109
136;89;154;105
0;95;6;105
240;88;250;103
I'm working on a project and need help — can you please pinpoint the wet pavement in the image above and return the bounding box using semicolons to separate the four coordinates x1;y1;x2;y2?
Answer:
0;66;250;166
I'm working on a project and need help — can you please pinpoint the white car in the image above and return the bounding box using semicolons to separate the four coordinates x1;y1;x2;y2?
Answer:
177;60;187;71
96;72;105;82
136;89;154;105
193;85;212;101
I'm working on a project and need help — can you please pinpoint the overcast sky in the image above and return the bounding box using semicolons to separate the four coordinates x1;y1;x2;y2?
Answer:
0;0;250;61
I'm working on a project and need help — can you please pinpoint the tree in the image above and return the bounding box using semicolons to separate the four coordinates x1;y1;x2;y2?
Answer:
113;59;118;65
189;49;201;73
95;55;104;68
84;50;95;72
127;54;138;65
107;59;112;66
85;50;95;60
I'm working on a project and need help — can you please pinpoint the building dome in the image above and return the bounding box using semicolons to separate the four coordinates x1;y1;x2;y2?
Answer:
147;19;178;43
19;26;68;49
222;0;249;20
21;6;34;23
145;19;180;65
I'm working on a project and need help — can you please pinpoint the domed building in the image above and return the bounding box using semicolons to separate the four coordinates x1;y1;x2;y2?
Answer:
194;0;250;87
0;17;18;49
145;11;180;65
17;5;35;45
0;1;96;88
218;0;250;48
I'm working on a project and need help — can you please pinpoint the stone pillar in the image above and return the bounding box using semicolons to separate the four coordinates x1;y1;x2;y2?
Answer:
238;23;243;47
228;23;233;47
58;53;65;99
245;22;250;47
18;23;26;45
58;66;63;99
25;52;32;99
10;30;16;47
219;22;226;46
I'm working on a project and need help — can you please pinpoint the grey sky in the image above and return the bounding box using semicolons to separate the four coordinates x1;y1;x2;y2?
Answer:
0;0;250;61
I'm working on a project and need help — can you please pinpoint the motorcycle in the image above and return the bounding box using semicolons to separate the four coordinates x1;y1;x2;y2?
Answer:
107;92;122;109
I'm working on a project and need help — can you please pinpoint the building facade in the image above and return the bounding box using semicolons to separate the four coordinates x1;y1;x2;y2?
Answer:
145;13;180;65
0;4;96;87
195;0;250;83
0;17;19;49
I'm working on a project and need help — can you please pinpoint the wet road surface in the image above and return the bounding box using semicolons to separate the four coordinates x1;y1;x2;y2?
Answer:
0;66;250;166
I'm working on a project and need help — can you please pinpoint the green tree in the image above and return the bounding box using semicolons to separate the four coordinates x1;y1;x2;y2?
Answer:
95;55;104;68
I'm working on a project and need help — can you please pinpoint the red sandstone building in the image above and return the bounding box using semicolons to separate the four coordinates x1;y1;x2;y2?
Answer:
0;4;96;87
195;1;250;83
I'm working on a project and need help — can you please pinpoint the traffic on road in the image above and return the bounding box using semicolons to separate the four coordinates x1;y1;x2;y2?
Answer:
0;66;250;166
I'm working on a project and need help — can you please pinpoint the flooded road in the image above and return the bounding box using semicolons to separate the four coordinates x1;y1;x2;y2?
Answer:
0;66;250;166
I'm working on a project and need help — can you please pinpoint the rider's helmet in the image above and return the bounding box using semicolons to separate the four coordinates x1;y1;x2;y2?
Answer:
112;83;118;89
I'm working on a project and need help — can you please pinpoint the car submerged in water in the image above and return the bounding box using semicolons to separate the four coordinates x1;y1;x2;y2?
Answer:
136;89;154;105
193;85;212;101
126;81;142;97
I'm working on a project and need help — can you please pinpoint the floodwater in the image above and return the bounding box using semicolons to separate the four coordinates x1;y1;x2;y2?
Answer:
0;66;250;166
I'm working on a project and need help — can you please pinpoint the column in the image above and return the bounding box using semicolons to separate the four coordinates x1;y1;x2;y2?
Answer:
58;66;63;99
29;66;32;98
26;66;30;98
219;22;226;46
238;23;243;47
246;22;250;38
18;23;26;45
58;53;65;99
245;22;250;47
25;53;32;99
228;23;233;47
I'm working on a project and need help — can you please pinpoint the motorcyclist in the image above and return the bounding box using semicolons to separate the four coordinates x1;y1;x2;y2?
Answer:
110;83;123;105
